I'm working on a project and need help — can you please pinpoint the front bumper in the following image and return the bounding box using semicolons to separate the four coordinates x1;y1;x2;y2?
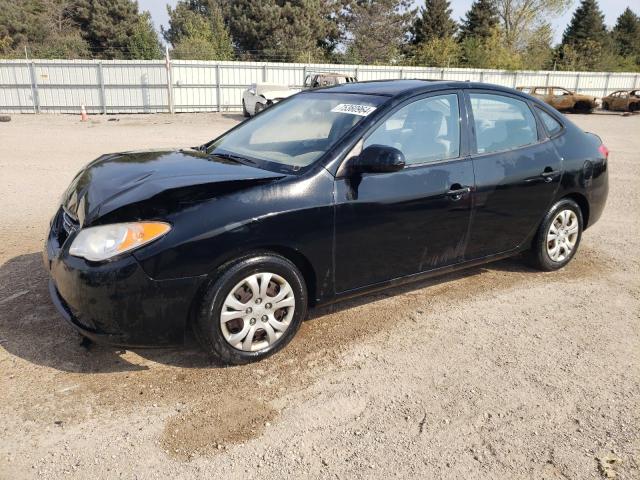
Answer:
44;208;205;347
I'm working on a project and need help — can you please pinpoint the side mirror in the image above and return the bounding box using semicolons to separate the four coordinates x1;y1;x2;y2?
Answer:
351;144;406;174
249;88;256;95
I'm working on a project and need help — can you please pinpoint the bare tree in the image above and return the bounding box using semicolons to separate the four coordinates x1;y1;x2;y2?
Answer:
494;0;571;50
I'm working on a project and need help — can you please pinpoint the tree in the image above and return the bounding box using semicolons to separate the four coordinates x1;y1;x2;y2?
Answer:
494;0;571;51
74;0;162;59
170;4;233;60
0;0;90;58
226;0;338;62
342;0;413;65
412;0;456;44
127;11;162;59
458;0;499;42
612;7;640;59
561;0;608;47
557;0;611;71
460;26;522;69
412;36;460;67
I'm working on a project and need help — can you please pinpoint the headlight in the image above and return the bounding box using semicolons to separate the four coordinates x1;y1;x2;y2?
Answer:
69;222;171;262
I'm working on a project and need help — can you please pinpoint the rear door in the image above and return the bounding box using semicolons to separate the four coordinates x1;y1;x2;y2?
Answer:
333;91;474;292
464;90;562;259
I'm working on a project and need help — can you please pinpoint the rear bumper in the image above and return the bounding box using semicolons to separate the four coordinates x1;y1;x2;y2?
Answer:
44;209;205;347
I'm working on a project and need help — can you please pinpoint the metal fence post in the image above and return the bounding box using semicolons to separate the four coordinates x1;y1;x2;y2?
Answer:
635;74;640;89
354;66;359;80
574;73;581;93
262;64;267;82
28;61;40;113
513;71;518;88
399;68;403;79
165;47;174;114
98;62;107;114
216;63;221;112
440;68;445;80
603;72;611;97
545;72;550;87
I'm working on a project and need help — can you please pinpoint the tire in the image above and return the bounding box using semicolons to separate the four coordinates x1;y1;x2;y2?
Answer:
602;102;609;111
528;199;583;271
254;102;265;115
0;115;11;122
242;100;250;118
574;102;593;114
194;253;307;365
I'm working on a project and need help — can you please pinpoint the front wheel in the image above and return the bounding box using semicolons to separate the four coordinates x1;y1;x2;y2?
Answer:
528;199;583;271
194;253;307;365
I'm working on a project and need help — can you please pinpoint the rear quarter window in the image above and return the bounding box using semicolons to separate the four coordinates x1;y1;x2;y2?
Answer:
536;108;564;137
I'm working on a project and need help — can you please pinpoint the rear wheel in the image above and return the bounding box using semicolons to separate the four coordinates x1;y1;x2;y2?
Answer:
242;100;250;118
602;102;610;111
528;199;583;271
194;253;307;365
254;102;265;115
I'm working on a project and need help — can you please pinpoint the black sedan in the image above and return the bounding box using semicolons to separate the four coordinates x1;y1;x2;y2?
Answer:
45;80;609;364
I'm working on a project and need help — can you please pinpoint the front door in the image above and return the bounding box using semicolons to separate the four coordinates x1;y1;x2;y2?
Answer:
464;91;562;259
333;92;474;293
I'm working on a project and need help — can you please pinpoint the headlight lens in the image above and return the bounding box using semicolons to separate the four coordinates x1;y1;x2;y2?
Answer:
69;222;171;262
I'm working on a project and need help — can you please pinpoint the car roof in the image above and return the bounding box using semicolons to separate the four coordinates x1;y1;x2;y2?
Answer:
313;79;525;98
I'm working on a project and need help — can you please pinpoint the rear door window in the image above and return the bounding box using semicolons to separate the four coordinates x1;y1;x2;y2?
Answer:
469;93;538;154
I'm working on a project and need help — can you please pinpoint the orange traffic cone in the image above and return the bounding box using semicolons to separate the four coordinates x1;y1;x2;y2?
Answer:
80;105;89;122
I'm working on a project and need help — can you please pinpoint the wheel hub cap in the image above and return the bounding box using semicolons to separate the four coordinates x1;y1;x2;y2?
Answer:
220;272;295;352
546;209;579;262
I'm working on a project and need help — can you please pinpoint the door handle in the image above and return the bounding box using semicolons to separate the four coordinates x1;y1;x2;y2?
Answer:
540;168;559;183
446;184;471;201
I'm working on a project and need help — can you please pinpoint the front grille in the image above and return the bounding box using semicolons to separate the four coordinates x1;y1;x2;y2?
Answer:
56;209;79;245
62;210;79;236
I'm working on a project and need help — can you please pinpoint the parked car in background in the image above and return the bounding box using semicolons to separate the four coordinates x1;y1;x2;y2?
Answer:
242;83;299;117
517;86;598;113
45;80;608;364
602;90;640;112
303;72;357;90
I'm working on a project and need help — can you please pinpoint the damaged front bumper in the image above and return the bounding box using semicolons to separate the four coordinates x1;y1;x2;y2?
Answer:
44;208;205;347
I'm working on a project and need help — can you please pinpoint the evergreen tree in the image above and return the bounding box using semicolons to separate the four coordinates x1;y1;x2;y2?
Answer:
74;0;162;59
0;0;90;58
226;0;338;62
561;0;608;47
458;0;499;41
342;0;413;65
412;0;456;44
612;7;640;58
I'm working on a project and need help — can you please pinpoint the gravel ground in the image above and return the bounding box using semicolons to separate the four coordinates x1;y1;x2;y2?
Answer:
0;111;638;479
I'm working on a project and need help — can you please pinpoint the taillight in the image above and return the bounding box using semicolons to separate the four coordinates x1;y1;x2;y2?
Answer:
598;144;609;160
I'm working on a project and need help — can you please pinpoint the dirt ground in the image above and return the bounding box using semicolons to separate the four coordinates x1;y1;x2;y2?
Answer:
0;111;638;479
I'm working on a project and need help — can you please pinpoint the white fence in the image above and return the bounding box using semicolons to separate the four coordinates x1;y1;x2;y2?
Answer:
1;59;639;114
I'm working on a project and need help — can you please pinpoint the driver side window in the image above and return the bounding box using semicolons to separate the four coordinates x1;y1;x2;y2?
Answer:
363;94;460;165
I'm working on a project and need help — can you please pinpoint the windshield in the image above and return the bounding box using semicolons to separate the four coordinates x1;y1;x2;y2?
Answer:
207;92;387;170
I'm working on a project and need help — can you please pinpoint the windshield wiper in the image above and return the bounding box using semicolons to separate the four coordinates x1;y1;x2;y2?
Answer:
210;152;257;165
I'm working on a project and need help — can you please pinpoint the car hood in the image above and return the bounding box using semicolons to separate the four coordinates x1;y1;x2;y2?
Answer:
61;149;286;226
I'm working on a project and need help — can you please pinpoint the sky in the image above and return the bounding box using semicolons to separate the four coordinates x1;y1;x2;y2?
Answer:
138;0;637;45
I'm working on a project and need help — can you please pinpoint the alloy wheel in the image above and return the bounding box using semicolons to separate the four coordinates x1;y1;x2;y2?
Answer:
546;209;579;262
